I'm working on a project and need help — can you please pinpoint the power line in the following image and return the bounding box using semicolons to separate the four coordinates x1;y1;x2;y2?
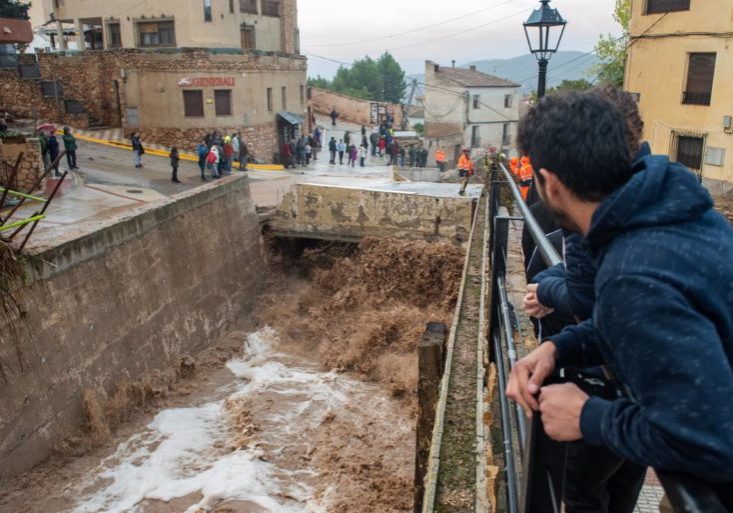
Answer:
304;5;532;55
306;0;518;48
382;7;533;52
589;12;668;85
513;47;604;85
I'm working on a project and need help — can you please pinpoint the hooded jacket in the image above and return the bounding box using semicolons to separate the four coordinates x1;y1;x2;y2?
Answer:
557;154;733;482
534;144;653;320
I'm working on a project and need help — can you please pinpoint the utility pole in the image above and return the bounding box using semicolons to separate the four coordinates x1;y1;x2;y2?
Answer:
401;79;418;130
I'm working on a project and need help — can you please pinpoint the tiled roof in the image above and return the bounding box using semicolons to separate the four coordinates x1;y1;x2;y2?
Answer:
439;67;520;88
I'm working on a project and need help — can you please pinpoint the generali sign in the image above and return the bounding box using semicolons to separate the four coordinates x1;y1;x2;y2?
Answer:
178;77;235;87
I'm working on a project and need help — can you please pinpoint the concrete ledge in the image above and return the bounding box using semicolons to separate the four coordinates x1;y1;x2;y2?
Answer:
28;176;249;282
272;182;478;245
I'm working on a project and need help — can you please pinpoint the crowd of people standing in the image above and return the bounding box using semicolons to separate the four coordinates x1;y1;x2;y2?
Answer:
281;127;322;169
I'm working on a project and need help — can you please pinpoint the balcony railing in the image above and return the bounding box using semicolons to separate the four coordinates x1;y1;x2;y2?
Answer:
683;91;712;105
488;162;732;513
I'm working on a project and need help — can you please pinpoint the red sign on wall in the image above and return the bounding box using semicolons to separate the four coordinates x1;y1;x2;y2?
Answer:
178;77;235;87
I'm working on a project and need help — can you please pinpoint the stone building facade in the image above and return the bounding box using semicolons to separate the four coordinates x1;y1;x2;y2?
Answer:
17;0;307;161
626;0;733;191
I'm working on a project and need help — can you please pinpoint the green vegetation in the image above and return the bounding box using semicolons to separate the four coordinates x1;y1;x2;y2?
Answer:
307;52;407;104
530;78;593;101
550;78;594;94
413;122;425;136
0;0;31;20
592;0;631;87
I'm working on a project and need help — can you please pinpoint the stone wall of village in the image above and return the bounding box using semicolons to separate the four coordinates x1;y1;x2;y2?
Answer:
0;68;87;129
35;52;121;128
1;49;307;162
308;86;404;128
21;49;307;162
0;137;45;192
128;123;278;163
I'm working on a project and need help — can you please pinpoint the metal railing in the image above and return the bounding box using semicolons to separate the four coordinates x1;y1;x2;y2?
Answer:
487;162;731;513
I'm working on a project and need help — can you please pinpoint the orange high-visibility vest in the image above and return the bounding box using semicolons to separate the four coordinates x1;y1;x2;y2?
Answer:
436;149;446;162
458;154;474;174
518;163;534;201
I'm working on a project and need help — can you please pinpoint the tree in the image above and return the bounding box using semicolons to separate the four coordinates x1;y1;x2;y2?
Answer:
307;75;331;89
0;0;31;19
592;0;631;87
551;78;593;94
307;52;407;103
528;79;593;102
377;52;406;104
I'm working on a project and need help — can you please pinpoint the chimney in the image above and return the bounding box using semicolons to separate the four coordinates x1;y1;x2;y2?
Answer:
470;65;476;72
434;64;440;73
452;60;456;68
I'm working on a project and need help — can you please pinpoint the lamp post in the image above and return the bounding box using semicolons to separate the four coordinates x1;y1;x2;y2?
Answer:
523;0;567;99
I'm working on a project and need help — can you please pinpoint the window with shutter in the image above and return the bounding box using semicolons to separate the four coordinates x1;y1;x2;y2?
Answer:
215;90;232;116
683;53;715;105
646;0;690;14
183;90;204;117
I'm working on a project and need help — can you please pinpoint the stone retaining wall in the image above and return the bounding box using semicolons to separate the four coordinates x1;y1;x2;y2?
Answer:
0;137;44;192
0;176;266;483
126;123;278;163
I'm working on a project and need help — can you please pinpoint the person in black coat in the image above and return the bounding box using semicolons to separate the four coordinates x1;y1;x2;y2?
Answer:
47;134;60;176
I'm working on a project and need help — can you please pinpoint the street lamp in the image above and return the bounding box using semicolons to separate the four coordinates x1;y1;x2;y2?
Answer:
523;0;567;99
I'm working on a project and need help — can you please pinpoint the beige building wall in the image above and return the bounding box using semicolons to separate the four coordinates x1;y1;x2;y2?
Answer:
34;0;297;53
626;0;733;188
424;61;520;163
125;65;307;129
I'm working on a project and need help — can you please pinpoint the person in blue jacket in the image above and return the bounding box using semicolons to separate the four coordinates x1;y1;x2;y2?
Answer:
524;88;651;513
507;92;733;488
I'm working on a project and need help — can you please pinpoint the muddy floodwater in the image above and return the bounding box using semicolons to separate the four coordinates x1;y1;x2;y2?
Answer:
0;238;463;513
76;328;415;513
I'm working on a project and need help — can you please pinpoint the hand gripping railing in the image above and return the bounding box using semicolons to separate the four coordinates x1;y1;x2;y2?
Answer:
488;162;731;513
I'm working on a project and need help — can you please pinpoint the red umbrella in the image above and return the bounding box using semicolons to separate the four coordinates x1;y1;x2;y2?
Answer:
36;123;56;134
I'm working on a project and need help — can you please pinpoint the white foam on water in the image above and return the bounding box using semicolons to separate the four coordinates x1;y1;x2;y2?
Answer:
69;327;342;513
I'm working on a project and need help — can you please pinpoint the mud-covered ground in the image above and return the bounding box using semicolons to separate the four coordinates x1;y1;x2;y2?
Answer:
0;237;463;513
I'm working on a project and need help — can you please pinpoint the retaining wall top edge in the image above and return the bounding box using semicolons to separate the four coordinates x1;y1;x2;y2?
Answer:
25;176;250;281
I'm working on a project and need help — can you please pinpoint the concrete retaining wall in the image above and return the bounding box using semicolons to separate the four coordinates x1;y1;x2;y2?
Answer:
0;176;265;483
271;182;475;244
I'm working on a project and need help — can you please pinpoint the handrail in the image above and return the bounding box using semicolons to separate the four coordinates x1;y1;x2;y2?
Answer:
488;163;732;513
498;163;561;267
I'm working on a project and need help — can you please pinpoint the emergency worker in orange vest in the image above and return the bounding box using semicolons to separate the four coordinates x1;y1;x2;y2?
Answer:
457;147;474;196
509;155;534;201
435;148;446;172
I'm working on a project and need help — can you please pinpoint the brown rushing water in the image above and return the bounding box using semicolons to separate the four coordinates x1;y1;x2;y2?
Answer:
0;238;463;513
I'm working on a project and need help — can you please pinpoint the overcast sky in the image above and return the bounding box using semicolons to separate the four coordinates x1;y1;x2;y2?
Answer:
299;0;621;78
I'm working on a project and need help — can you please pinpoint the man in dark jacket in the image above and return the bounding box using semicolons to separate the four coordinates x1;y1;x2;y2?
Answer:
507;92;733;487
62;127;78;170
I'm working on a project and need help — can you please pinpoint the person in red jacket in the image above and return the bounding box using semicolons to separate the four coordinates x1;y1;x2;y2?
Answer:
222;137;234;175
377;137;386;157
281;141;293;169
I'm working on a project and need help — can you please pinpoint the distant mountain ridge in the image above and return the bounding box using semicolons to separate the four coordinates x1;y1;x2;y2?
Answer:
408;51;601;97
